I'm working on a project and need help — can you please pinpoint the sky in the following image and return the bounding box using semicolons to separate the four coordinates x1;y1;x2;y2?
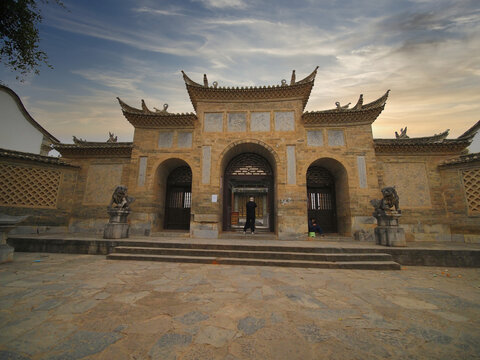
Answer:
1;0;479;143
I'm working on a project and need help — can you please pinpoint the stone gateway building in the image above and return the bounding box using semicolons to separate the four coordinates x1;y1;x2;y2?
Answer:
1;68;479;242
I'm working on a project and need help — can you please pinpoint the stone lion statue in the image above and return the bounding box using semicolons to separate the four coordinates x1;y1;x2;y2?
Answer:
381;186;399;211
371;186;400;215
109;185;135;210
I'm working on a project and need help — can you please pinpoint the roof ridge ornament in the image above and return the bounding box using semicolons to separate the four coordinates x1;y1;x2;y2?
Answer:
154;104;169;113
107;132;118;143
203;74;208;87
72;135;86;144
335;101;351;110
290;70;296;85
395;127;409;139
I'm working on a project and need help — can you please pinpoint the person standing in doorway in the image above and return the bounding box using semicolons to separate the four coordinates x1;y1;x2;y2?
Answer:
243;196;257;234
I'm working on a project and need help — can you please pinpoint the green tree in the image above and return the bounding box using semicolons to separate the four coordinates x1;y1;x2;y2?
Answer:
0;0;64;81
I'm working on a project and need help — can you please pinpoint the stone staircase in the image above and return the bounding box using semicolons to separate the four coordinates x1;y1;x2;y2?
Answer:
106;240;401;270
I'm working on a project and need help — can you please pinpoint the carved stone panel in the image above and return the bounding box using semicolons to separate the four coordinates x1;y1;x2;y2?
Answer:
357;156;367;189
83;164;123;205
202;146;211;184
177;132;193;148
274;111;295;131
227;113;247;132
328;130;345;146
204;113;223;132
158;132;173;148
138;157;147;186
251;112;270;132
287;146;296;185
307;130;324;146
383;162;431;208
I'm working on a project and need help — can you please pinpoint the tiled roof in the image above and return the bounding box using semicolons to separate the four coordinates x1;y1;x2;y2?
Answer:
302;91;390;126
439;152;480;167
0;148;77;167
117;98;197;128
182;67;318;111
374;130;474;154
53;142;133;158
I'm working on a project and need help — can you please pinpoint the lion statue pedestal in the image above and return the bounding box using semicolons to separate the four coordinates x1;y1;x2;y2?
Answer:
0;214;29;263
371;187;406;247
104;186;135;239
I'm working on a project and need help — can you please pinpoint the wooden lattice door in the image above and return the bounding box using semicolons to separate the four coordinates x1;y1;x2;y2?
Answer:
165;166;192;230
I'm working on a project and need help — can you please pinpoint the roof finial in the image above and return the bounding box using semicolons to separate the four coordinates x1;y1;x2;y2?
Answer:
290;70;296;85
395;127;409;139
72;135;86;144
153;103;169;113
281;79;287;86
335;101;351;110
203;74;208;87
213;81;218;88
107;132;118;143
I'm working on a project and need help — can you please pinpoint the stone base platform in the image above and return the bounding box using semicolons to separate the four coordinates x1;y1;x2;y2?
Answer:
6;233;480;268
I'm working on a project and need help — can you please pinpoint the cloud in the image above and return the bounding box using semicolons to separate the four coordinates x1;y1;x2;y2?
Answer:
194;0;248;9
134;6;185;17
26;0;480;141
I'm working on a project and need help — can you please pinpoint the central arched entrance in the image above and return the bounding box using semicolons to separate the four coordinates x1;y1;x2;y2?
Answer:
223;152;274;232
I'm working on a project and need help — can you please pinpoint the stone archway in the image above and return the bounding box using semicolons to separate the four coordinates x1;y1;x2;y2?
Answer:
164;166;192;230
220;142;278;233
154;158;192;231
306;158;351;235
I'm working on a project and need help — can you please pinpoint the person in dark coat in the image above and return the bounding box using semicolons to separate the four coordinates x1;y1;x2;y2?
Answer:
243;196;257;234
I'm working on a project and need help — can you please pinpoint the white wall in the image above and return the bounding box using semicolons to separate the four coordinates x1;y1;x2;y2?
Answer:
0;90;44;154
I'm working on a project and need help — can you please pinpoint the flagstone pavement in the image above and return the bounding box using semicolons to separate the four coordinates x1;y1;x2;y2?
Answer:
1;252;479;360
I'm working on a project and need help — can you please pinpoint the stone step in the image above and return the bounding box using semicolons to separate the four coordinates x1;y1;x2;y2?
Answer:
113;246;394;262
108;241;382;254
150;231;190;238
106;253;401;270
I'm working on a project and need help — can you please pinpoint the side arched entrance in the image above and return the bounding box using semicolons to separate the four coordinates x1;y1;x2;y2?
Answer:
223;152;275;232
164;166;192;230
307;166;337;233
306;158;351;235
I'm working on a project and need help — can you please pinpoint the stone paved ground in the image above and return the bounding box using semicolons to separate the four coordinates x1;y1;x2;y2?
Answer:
1;253;480;360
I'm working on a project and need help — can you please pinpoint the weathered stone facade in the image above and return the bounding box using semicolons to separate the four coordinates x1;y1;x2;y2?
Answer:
1;69;479;242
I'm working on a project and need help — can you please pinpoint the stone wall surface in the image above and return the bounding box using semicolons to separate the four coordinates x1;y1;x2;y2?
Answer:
65;157;132;234
377;154;480;241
